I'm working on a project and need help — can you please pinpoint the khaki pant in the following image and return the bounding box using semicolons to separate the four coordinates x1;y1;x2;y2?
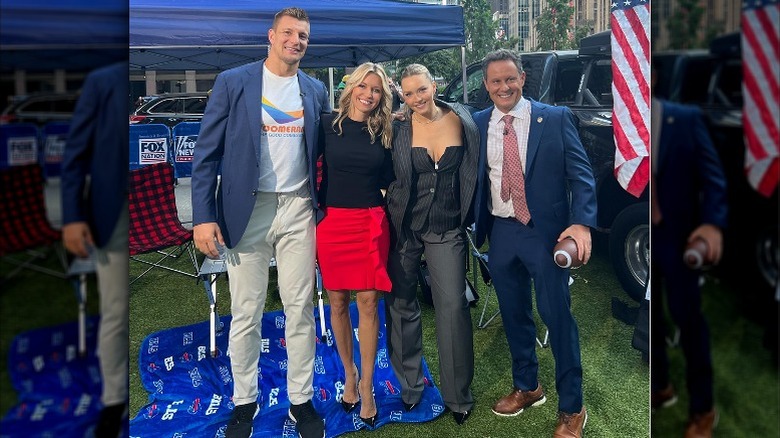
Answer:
95;206;129;407
225;185;316;406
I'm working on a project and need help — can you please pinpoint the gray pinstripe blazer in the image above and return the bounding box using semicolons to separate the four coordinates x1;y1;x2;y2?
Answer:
385;100;480;242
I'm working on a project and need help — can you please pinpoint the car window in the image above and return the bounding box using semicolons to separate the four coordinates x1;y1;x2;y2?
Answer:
20;99;54;112
52;98;77;113
184;97;208;114
711;60;742;107
149;98;182;114
678;57;714;104
442;66;484;106
581;59;613;107
555;60;584;105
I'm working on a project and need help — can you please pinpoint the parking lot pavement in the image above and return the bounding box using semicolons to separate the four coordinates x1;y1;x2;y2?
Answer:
174;177;193;229
44;177;62;229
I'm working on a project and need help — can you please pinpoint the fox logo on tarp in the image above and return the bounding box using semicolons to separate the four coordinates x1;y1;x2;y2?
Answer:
139;137;168;164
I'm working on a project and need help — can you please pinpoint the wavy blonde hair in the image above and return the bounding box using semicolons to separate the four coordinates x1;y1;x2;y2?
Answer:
333;62;393;149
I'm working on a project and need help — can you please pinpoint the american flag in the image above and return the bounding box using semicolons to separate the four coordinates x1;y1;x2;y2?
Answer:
610;0;650;198
742;0;779;197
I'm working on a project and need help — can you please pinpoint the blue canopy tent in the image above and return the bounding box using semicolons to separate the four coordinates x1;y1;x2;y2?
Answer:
129;0;466;70
0;0;127;72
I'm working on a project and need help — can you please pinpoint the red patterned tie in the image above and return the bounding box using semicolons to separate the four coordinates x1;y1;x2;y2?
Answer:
501;114;531;224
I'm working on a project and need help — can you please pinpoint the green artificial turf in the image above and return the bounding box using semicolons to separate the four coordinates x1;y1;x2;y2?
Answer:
3;238;776;437
127;241;651;437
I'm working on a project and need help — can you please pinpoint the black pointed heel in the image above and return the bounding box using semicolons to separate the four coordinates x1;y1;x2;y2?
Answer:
360;412;379;429
340;398;358;413
358;379;378;430
452;410;471;425
341;363;359;413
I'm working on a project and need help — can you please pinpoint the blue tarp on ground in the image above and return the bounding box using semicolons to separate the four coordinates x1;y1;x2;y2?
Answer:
129;0;465;70
130;299;444;437
0;317;105;438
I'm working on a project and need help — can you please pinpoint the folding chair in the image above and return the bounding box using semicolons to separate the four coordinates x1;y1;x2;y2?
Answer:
0;164;67;280
465;226;550;348
465;228;500;329
129;162;199;284
198;254;227;358
67;253;96;357
197;253;326;357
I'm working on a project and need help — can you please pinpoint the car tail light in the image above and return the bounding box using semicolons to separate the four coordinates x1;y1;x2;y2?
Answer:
129;115;146;124
0;114;16;124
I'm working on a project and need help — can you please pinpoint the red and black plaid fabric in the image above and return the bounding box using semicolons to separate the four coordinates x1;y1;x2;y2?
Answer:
129;163;192;256
0;164;61;256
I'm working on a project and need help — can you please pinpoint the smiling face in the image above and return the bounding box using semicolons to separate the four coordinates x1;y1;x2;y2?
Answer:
484;59;526;113
348;72;384;121
400;74;437;119
267;15;310;67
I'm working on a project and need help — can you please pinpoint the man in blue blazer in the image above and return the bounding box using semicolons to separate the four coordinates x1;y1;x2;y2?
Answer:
191;7;330;438
472;49;597;438
61;60;130;437
650;67;727;437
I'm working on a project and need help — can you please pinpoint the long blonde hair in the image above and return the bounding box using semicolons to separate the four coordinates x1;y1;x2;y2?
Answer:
333;62;393;149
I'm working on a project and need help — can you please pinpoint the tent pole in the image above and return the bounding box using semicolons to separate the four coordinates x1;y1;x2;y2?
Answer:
328;67;335;109
461;46;467;104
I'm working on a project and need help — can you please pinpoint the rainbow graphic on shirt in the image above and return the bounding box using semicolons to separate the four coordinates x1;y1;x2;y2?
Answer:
262;97;304;124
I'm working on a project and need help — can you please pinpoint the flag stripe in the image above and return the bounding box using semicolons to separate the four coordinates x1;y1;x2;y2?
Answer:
743;9;780;110
611;0;650;198
742;1;780;197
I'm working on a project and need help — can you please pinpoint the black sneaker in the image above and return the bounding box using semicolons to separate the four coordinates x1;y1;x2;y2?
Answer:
93;403;127;438
288;400;325;438
225;402;259;438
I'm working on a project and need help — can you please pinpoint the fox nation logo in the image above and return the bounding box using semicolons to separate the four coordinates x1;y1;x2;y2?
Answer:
138;138;168;165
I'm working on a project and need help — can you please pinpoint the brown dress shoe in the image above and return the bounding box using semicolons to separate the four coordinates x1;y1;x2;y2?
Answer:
553;406;587;438
684;409;718;438
491;384;546;416
651;383;678;410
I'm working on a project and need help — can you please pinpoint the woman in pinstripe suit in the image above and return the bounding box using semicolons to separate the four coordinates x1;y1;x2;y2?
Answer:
384;63;480;425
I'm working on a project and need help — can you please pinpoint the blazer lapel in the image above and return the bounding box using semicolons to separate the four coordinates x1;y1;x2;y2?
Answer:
242;62;263;156
657;101;674;176
525;101;546;176
298;71;316;158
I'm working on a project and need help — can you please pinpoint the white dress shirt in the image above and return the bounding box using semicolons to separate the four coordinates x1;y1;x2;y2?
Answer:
486;97;532;218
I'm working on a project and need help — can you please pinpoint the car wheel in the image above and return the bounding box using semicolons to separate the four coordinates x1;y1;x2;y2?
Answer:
609;203;649;302
755;226;779;292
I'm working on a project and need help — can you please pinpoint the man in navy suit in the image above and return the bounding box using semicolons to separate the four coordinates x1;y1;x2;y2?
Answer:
650;67;727;438
472;49;597;438
61;60;129;438
191;7;330;438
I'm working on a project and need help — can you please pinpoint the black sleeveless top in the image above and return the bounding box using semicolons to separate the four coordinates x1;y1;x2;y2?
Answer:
408;145;463;233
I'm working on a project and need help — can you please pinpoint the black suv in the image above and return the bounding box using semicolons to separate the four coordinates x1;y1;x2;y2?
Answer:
441;31;650;302
654;33;778;294
0;92;80;126
129;92;209;129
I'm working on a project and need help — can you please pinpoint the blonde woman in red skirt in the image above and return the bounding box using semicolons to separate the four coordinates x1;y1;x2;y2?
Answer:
316;62;394;429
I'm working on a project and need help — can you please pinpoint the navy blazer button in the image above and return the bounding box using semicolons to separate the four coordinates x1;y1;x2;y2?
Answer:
251;190;258;196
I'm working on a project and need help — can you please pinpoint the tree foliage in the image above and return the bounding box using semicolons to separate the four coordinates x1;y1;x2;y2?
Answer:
388;0;499;86
666;0;705;49
535;0;575;50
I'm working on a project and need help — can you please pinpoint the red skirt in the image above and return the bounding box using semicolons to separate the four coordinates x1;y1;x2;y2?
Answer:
316;206;392;293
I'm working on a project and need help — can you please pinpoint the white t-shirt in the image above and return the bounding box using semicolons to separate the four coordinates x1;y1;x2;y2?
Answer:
258;67;307;192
